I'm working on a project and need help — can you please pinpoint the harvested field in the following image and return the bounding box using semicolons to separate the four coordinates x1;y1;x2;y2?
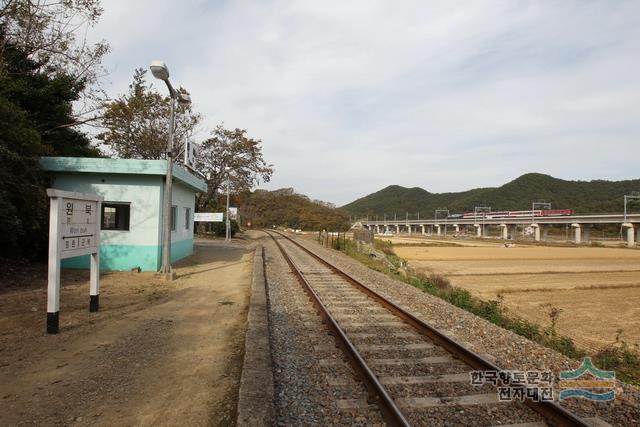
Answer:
394;246;640;261
394;243;640;352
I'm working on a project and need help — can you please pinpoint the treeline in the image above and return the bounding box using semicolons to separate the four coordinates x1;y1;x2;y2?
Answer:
0;31;99;257
342;173;640;218
241;188;351;231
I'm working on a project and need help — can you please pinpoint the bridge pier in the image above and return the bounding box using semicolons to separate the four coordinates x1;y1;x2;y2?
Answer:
454;224;459;235
542;226;549;241
421;225;425;235
531;223;540;242
571;223;581;244
500;224;508;239
435;224;441;236
583;225;590;243
623;223;635;247
407;224;411;235
474;224;481;238
396;224;400;234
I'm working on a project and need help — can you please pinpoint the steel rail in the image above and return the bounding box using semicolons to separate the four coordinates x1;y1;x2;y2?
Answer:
270;230;591;427
265;230;410;426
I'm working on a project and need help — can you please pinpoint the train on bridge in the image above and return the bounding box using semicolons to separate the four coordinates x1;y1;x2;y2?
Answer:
448;209;574;219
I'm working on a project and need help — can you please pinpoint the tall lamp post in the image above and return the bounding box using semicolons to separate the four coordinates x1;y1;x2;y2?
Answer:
150;60;191;278
225;166;232;241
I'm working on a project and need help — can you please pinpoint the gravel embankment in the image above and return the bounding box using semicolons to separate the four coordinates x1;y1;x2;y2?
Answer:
290;234;639;427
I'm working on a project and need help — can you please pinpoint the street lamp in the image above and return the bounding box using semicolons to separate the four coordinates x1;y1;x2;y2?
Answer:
225;166;232;241
150;60;192;278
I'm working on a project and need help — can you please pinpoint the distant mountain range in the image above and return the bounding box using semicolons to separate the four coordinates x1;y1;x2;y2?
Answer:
341;173;640;217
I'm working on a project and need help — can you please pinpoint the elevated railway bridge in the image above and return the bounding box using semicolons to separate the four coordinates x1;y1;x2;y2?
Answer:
357;213;640;247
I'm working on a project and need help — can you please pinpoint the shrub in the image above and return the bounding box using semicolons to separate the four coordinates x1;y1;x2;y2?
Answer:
201;220;239;237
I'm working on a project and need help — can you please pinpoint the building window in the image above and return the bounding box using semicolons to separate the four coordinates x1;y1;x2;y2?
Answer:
171;206;177;231
101;203;130;231
185;207;191;230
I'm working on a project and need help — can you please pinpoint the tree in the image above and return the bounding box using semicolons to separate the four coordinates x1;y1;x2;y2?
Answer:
0;32;98;257
97;68;201;160
1;0;110;128
196;125;274;210
240;188;351;231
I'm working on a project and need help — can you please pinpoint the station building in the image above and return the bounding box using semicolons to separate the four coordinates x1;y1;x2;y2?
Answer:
40;157;207;271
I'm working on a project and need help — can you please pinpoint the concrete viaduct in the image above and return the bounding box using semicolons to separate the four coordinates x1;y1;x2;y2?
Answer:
358;214;640;247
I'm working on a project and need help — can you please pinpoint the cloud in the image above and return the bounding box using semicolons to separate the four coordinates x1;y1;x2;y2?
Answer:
90;0;640;205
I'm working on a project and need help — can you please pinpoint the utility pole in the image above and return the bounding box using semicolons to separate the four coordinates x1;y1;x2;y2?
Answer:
624;192;640;223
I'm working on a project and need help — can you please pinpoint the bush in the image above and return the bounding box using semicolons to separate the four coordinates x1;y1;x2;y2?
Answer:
201;220;239;237
429;274;452;290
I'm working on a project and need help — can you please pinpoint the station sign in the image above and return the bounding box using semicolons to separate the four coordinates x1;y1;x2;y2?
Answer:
228;207;238;220
194;212;223;222
46;189;103;334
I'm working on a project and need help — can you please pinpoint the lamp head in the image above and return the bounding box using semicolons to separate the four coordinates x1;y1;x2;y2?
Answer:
150;60;170;81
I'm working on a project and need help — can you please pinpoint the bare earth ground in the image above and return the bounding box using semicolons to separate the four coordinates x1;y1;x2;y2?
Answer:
0;238;252;426
394;244;640;352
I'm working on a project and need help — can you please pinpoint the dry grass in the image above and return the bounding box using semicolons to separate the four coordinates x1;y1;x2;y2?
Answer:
397;244;640;351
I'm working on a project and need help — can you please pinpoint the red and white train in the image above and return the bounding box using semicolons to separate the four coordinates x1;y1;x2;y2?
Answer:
448;209;574;219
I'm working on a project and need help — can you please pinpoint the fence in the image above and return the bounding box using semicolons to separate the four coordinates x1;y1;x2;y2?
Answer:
318;231;348;250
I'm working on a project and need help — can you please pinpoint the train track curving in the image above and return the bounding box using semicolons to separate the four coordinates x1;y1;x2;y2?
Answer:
264;229;591;427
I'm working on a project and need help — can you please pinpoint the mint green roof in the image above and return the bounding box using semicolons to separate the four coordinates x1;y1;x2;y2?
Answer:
40;157;207;193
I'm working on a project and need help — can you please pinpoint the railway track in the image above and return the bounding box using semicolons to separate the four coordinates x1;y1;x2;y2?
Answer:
265;230;591;427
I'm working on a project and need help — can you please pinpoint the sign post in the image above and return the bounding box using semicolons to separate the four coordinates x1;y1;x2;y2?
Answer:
46;189;103;334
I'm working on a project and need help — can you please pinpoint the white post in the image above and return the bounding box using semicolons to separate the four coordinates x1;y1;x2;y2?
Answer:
407;224;411;235
396;224;400;234
501;224;508;239
475;224;482;238
532;224;540;242
623;223;635;248
572;224;581;244
421;225;425;235
47;196;62;334
435;224;441;236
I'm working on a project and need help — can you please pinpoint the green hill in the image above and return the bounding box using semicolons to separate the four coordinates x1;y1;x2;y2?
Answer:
341;173;640;218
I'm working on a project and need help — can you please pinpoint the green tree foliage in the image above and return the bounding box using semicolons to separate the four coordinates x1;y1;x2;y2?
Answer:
342;173;640;218
196;125;273;211
0;29;100;257
97;68;201;160
241;188;351;231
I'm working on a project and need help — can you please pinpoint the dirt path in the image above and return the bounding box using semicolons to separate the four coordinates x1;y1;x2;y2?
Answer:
0;238;253;426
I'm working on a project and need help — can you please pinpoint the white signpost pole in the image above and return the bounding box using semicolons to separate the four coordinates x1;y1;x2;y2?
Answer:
47;194;62;333
46;189;103;334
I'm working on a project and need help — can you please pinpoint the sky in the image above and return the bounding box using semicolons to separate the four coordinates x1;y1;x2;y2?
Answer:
88;0;640;206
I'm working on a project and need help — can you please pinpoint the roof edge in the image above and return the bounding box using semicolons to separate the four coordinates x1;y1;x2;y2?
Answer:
40;157;207;193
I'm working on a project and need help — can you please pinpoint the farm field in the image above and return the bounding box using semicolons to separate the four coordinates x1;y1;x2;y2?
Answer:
393;244;640;352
